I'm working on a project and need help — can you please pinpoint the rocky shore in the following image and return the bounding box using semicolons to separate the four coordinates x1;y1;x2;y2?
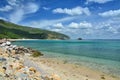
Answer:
0;41;61;80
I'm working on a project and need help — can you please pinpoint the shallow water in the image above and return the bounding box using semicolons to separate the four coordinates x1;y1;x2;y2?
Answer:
13;39;120;77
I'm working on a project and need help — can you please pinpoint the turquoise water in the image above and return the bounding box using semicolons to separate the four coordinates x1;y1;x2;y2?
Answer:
13;39;120;77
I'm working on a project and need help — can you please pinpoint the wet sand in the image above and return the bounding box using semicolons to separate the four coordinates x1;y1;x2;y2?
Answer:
26;56;120;80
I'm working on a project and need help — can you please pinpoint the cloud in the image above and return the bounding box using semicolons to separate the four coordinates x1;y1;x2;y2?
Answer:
0;5;12;12
24;3;39;14
99;9;120;17
53;23;64;29
9;2;39;23
53;6;91;16
68;22;79;28
69;21;92;29
9;9;24;23
28;16;76;28
7;0;19;6
86;0;113;4
0;17;7;21
26;16;120;39
107;26;118;34
94;18;120;35
52;29;62;32
0;0;40;23
43;7;50;10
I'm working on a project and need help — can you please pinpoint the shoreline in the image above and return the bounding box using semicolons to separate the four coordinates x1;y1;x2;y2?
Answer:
0;41;120;80
7;39;65;42
38;51;120;79
8;39;40;41
27;55;120;80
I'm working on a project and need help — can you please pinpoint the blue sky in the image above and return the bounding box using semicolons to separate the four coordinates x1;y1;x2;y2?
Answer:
0;0;120;39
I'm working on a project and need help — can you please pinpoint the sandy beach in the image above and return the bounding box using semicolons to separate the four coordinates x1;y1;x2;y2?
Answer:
26;55;120;80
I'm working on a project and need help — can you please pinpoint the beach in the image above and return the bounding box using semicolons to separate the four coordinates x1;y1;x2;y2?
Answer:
25;55;119;80
12;39;120;80
0;40;120;80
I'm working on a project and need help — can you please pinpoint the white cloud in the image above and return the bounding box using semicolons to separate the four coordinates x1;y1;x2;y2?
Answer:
0;17;7;21
0;0;39;23
8;2;39;23
53;6;91;16
68;22;79;28
53;23;64;29
24;3;39;14
28;16;76;28
86;0;113;4
94;18;120;35
85;29;93;34
9;9;24;23
7;0;18;6
43;7;50;10
69;21;92;29
99;9;120;17
79;22;92;28
107;26;118;34
52;29;62;32
0;5;12;12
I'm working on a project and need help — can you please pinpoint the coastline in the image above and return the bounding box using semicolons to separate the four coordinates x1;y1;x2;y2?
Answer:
8;39;40;42
26;55;120;80
7;39;64;42
0;40;120;80
0;39;40;43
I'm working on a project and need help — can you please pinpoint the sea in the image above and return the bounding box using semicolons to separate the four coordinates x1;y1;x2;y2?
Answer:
12;39;120;77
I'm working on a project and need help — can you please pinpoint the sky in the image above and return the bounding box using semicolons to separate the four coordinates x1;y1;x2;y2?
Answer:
0;0;120;39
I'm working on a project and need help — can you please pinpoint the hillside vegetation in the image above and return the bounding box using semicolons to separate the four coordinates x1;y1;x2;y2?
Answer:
0;19;70;39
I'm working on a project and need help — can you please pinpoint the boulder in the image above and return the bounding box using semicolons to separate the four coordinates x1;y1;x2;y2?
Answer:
31;50;43;57
6;41;11;46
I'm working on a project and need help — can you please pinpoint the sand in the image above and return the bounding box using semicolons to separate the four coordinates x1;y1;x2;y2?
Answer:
26;56;120;80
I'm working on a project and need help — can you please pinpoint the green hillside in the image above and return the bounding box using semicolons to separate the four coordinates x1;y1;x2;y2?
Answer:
0;19;70;39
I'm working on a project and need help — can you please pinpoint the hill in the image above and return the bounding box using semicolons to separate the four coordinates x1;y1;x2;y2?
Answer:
0;19;70;39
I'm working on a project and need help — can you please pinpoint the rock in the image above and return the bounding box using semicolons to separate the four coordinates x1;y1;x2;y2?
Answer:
77;38;82;40
15;72;29;80
51;74;61;80
42;75;51;80
2;53;9;58
29;67;36;73
0;67;5;76
0;57;6;62
6;41;11;46
0;43;6;47
0;42;60;80
42;74;61;80
31;50;43;57
0;41;11;47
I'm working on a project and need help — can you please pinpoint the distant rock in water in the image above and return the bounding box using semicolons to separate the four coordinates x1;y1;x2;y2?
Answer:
77;38;82;40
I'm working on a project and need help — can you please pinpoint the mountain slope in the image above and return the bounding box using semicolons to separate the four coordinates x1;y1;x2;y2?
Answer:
0;19;70;39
